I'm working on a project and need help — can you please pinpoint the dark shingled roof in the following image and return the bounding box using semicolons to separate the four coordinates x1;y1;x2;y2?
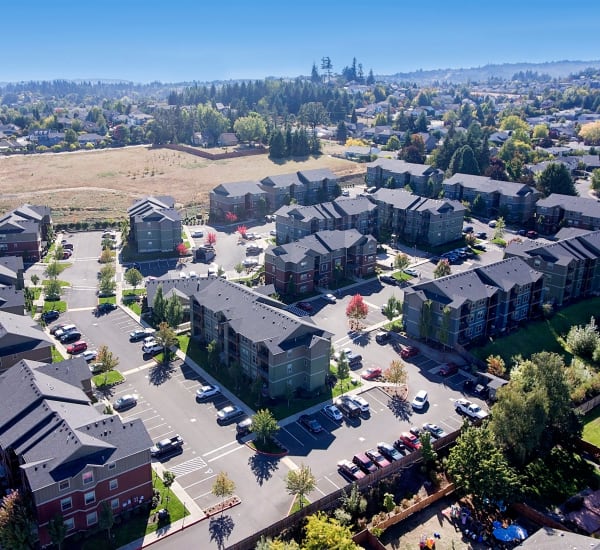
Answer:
476;257;543;292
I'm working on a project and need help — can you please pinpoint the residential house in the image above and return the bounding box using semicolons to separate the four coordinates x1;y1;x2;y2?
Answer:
28;130;65;147
504;230;600;307
0;359;153;547
265;229;377;296
344;145;377;162
0;204;52;261
0;256;25;289
402;257;544;348
218;132;239;147
77;133;104;146
535;194;600;234
209;181;267;221
0;287;25;315
366;158;444;196
127;196;182;254
274;196;377;244
186;278;332;398
442;173;540;224
0;311;53;371
371;188;465;247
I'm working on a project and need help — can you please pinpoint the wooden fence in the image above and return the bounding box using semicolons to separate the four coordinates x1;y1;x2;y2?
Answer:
155;143;267;160
575;393;600;415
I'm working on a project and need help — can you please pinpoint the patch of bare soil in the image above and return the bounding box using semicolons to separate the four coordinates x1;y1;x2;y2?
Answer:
0;142;362;224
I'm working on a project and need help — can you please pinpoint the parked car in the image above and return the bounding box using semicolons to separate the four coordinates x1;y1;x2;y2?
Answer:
191;230;204;238
403;268;419;277
76;350;98;362
377;441;403;462
216;405;245;424
439;362;459;376
365;448;391;469
352;453;377;474
323;293;337;304
242;258;259;268
488;220;497;228
463;379;490;399
114;394;138;411
66;341;88;354
400;345;419;359
379;274;397;285
59;331;82;344
50;323;68;336
398;432;422;450
476;231;487;239
411;390;428;410
96;302;117;315
62;243;74;251
195;384;221;400
296;301;313;312
423;423;447;439
348;395;370;414
142;342;162;355
393;439;410;455
335;396;361;419
455;398;489;420
150;435;184;458
375;330;391;344
298;414;323;434
518;229;527;237
54;324;77;339
89;362;104;374
41;310;60;323
322;404;343;422
236;418;253;437
129;328;155;342
527;230;538;239
337;459;365;481
463;225;474;233
361;367;382;380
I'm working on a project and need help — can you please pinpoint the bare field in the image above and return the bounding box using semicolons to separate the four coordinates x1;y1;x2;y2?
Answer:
0;143;363;223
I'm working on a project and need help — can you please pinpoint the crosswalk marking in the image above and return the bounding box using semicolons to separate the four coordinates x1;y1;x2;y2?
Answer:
169;456;208;477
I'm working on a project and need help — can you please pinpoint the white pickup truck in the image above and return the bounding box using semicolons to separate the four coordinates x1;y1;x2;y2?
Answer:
455;398;489;420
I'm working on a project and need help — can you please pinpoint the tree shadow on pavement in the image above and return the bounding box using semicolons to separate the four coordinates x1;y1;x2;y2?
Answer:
208;514;235;550
248;454;280;486
148;362;175;385
387;394;413;422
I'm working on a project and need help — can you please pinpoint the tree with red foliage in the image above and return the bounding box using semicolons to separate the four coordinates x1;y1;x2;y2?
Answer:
225;211;238;223
237;225;248;238
206;232;217;246
176;243;189;256
345;293;368;331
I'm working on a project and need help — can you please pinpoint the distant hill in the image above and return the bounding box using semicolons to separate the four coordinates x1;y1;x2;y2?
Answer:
380;60;600;84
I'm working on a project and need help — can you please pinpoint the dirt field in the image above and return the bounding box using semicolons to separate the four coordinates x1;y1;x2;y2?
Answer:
0;142;363;224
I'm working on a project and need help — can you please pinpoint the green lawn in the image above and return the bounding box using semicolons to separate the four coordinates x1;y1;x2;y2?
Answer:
99;296;117;305
52;346;65;363
92;370;125;387
43;300;67;312
583;407;600;447
471;297;600;365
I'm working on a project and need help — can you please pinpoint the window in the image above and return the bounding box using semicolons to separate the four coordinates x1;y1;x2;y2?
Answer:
64;517;75;531
59;479;70;491
287;364;293;374
107;462;116;471
111;498;119;510
84;491;96;505
109;479;118;491
82;471;94;485
60;497;72;512
86;512;98;526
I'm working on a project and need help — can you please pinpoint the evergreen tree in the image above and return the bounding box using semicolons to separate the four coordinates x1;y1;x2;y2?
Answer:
366;69;375;85
537;162;577;197
310;63;320;84
336;121;348;144
269;128;286;158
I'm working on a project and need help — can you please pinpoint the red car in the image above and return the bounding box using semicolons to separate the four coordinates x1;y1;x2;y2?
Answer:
352;453;377;474
337;459;365;481
361;367;382;380
439;362;459;376
365;448;391;469
398;432;422;451
296;302;313;312
400;346;419;359
66;341;88;354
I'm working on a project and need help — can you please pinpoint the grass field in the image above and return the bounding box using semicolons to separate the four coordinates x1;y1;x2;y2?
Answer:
583;407;600;447
471;297;600;365
0;143;361;224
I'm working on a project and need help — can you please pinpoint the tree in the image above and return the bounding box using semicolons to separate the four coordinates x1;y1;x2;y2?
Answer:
54;244;64;261
162;471;176;512
303;512;360;550
98;275;116;297
579;121;600;145
155;321;178;363
153;285;166;323
206;232;217;245
124;267;143;290
446;425;521;507
285;464;316;509
532;124;549;140
269;128;286;158
212;471;235;515
336;121;348;144
591;169;600;193
487;355;506;377
298;102;329;133
44;279;62;301
233;113;267;144
98;248;114;263
237;225;248;239
30;274;40;287
176;242;188;256
345;294;368;330
45;261;61;279
500;114;529;133
253;408;279;445
537;162;577;197
338;483;367;525
165;295;184;328
433;259;451;278
384;359;407;392
493;216;506;240
382;296;402;320
0;489;35;550
394;253;410;271
97;345;119;385
207;339;220;369
47;513;67;550
99;501;114;541
337;353;350;392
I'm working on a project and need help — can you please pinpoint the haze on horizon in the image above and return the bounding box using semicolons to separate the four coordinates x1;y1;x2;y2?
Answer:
3;0;599;84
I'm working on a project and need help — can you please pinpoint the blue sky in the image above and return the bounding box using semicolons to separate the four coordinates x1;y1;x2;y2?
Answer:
2;0;599;83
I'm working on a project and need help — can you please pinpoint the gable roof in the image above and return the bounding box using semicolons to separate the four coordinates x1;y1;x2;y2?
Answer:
444;173;537;198
537;193;600;219
213;180;265;197
367;158;439;177
372;188;465;215
476;257;543;291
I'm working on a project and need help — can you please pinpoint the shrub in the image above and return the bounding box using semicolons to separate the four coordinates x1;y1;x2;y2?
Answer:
566;317;599;359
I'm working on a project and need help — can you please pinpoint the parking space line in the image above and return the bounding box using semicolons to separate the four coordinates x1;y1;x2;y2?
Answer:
122;362;155;376
181;474;218;491
206;445;246;462
280;427;304;447
323;476;341;490
203;440;239;457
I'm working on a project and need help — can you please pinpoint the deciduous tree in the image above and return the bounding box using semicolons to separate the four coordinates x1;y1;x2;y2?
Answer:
394;253;410;271
303;512;360;550
537;163;577;197
0;489;35;550
212;471;235;515
99;501;114;541
155;321;178;363
253;408;279;445
433;259;451;279
579;121;600;145
285;464;316;509
345;294;368;330
384;359;407;391
124;268;143;290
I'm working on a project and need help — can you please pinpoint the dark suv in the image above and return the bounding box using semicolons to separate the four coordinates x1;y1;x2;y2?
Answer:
335;396;361;419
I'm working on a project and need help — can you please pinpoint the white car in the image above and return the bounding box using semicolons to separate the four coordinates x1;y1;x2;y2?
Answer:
403;268;419;277
242;258;259;268
411;390;428;410
142;343;162;355
349;395;370;414
322;404;343;422
323;293;337;304
333;347;352;362
76;350;98;363
196;384;221;400
191;230;204;238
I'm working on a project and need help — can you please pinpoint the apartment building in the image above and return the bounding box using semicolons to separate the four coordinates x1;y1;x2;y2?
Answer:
127;196;182;254
365;158;443;196
0;204;52;261
535;194;600;234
